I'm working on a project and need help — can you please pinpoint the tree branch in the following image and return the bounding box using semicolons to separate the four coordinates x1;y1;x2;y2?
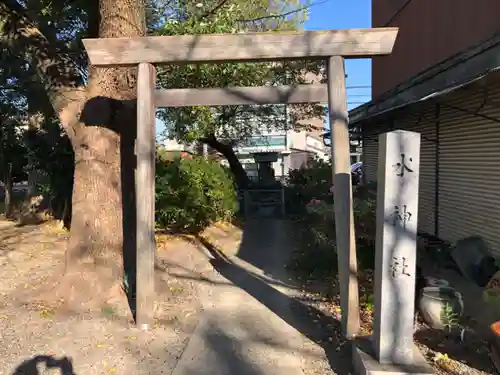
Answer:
237;3;313;24
87;0;101;38
198;0;231;20
0;0;86;140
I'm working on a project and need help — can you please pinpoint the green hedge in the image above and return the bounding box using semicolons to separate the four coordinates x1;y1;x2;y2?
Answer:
155;154;237;233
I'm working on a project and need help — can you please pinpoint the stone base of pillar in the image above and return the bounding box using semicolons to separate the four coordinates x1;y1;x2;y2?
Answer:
352;336;434;375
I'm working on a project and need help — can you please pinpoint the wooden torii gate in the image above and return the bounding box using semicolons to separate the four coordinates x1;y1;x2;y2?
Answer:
82;28;398;336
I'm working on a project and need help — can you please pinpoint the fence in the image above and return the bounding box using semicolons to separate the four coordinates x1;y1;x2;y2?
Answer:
239;188;285;219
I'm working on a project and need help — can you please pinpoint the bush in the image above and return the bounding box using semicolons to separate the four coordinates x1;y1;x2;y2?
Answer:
285;158;333;214
291;196;377;278
155;154;237;232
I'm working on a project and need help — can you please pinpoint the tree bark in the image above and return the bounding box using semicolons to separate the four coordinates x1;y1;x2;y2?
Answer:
0;116;11;218
65;0;146;295
4;163;13;219
202;135;250;189
0;0;146;306
25;109;45;210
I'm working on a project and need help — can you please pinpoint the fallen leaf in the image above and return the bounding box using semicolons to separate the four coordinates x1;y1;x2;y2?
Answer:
40;309;54;318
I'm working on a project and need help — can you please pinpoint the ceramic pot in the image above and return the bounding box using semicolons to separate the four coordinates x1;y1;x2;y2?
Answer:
425;277;450;288
418;286;464;330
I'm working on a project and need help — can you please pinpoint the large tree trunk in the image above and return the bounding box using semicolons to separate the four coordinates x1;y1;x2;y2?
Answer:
0;0;146;308
203;135;250;189
64;0;146;302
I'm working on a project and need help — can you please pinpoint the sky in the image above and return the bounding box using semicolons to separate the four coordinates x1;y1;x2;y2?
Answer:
305;0;372;111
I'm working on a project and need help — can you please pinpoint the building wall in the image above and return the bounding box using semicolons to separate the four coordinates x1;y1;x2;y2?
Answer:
289;151;311;170
288;130;307;150
163;139;196;153
361;72;500;255
372;0;500;99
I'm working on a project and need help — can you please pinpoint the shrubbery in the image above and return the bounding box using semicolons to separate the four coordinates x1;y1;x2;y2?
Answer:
291;196;376;278
287;158;377;278
285;158;332;214
155;152;237;232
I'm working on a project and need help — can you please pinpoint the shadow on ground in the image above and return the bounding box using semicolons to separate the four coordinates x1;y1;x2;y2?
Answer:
200;218;353;375
12;355;76;375
235;219;294;285
414;327;494;373
176;315;275;375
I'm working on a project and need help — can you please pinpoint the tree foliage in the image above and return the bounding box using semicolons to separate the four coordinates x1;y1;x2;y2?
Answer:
0;106;27;184
156;0;325;141
154;0;325;187
0;96;28;217
0;1;76;219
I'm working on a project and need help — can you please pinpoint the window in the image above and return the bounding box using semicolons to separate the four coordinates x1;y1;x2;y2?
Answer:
242;135;286;147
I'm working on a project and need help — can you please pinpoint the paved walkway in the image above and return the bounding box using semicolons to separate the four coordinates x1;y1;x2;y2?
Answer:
172;219;351;375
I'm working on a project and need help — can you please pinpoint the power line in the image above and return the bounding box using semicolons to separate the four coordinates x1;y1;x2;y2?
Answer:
384;0;413;27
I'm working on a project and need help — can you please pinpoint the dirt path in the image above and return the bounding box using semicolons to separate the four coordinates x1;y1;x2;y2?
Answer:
0;219;345;375
0;220;208;375
189;219;350;375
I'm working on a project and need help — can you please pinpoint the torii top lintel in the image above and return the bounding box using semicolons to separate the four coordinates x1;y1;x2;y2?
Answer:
82;27;398;67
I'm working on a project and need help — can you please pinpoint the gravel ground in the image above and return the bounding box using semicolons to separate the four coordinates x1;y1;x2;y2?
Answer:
0;219;340;375
7;217;488;375
296;276;495;375
0;220;207;375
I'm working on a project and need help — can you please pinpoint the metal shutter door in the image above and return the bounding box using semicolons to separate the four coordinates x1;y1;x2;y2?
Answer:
438;81;500;255
397;107;438;236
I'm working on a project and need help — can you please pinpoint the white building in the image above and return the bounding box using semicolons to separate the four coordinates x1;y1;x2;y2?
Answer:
162;138;196;153
224;124;330;182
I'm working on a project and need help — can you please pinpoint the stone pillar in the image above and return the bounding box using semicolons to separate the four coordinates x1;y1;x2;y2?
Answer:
372;130;420;365
352;130;434;375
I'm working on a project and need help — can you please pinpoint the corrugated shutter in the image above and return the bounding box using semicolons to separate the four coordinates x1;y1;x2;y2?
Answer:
361;124;389;183
438;79;500;255
397;107;437;236
357;74;500;254
362;138;378;183
359;107;438;236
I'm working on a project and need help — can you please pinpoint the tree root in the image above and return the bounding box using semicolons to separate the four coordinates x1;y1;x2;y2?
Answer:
23;265;132;319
